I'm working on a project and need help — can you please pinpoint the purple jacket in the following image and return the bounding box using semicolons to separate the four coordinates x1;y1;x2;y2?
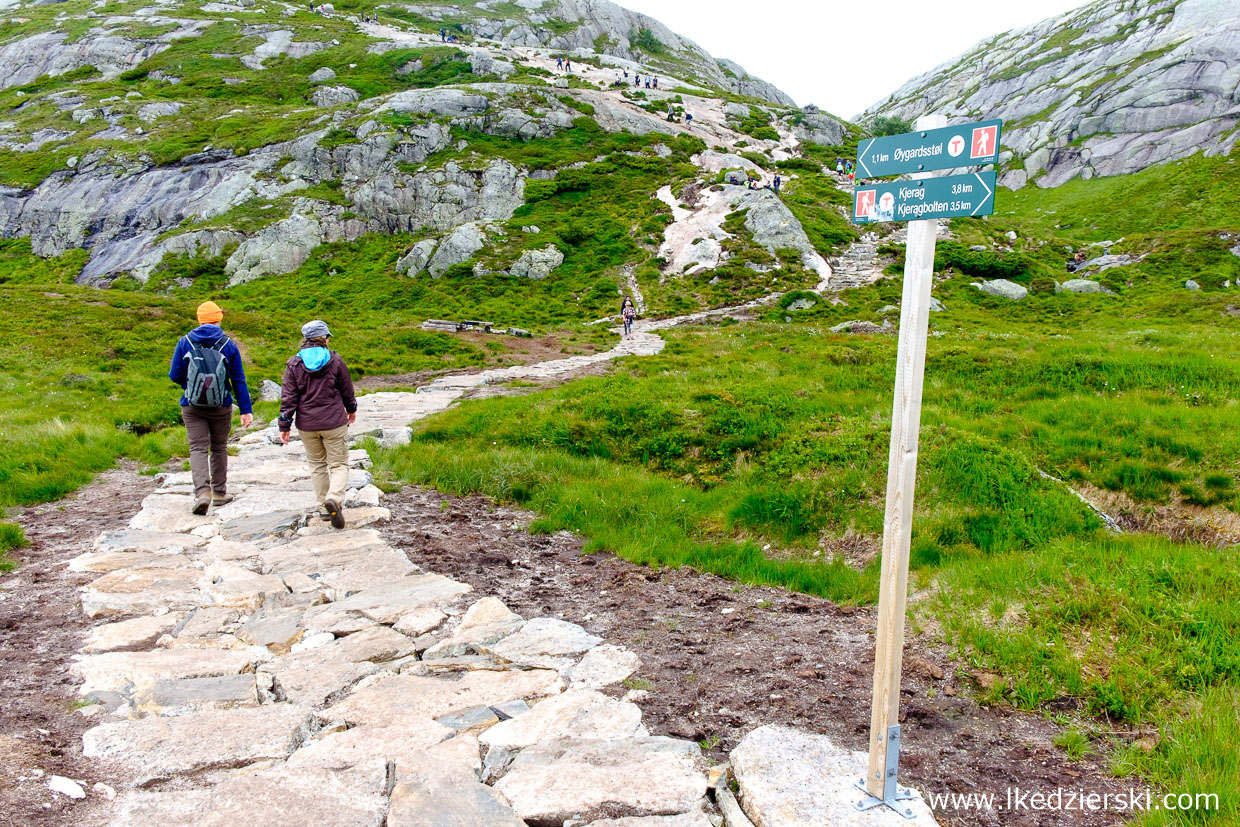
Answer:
278;350;357;433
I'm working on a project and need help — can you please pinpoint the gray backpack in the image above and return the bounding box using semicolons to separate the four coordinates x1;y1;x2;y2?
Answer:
183;336;231;407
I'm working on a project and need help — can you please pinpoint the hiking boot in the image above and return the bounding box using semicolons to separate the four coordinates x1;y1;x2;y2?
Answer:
192;495;211;516
323;499;346;530
212;493;234;506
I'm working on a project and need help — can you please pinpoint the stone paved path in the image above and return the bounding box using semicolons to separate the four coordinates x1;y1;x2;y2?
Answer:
68;310;941;825
67;327;727;826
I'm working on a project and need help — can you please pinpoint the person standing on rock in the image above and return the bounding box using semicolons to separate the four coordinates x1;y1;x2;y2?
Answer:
169;301;254;515
621;296;637;337
278;320;357;530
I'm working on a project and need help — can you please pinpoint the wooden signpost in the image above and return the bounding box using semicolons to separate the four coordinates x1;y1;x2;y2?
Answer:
850;113;1001;817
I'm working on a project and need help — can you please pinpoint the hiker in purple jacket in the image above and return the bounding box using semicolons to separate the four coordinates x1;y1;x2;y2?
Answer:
278;320;357;529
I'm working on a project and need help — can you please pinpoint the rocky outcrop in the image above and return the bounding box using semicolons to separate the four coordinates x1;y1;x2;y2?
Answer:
428;222;487;277
730;188;830;279
396;239;438;275
785;110;845;148
860;0;1240;187
0;20;211;90
438;0;794;106
312;85;360;107
510;244;564;279
974;279;1028;300
225;213;323;285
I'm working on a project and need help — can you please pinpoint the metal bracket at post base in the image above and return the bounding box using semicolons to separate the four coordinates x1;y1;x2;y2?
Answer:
854;725;918;819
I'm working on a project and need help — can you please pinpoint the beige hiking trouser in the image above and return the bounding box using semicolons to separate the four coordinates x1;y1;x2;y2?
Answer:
300;424;349;507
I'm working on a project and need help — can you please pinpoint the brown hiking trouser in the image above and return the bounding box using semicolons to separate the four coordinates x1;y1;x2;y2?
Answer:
182;405;233;499
300;424;349;507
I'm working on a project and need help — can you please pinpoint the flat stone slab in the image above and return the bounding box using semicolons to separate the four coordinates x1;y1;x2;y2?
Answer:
237;607;305;652
587;815;715;827
80;566;206;618
303;574;470;631
286;721;455;774
424;596;523;659
488;617;601;668
211;484;319;521
114;760;388;826
69;550;194;574
127;494;216;534
261;626;415;705
494;736;707;824
218;510;307;543
132;673;258;716
260;530;416;597
93;529;207;555
480;688;645;750
202;561;289;610
388;776;526;827
82;704;313;781
567;644;642;688
81;614;184;654
729;725;939;826
297;507;392;535
71;647;259;696
321;669;563;727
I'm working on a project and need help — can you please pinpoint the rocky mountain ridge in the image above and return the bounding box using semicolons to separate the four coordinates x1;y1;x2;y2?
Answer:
0;0;848;296
860;0;1240;188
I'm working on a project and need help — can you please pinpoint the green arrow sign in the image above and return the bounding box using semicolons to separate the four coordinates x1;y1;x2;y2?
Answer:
856;119;1002;178
852;171;996;224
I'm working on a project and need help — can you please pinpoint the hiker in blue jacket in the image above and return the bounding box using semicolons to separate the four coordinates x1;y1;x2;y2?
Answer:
169;301;253;515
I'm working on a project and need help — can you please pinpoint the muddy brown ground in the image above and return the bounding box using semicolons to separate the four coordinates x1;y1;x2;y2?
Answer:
1;466;153;827
2;462;1140;827
381;486;1138;827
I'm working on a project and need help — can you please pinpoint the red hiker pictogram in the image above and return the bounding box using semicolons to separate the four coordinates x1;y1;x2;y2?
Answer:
856;189;876;218
971;125;997;158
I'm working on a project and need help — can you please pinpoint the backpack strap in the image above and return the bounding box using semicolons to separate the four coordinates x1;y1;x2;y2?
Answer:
214;336;231;352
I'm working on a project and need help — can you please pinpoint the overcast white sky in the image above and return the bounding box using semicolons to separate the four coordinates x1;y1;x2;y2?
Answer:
618;0;1093;119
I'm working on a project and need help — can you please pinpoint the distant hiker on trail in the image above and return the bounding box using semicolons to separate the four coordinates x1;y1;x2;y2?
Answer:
440;27;446;41
773;174;782;195
621;297;637;336
169;301;253;516
557;56;563;70
278;320;357;531
623;69;629;79
652;77;658;88
565;59;572;72
634;74;641;87
835;159;844;174
684;112;693;127
645;77;651;88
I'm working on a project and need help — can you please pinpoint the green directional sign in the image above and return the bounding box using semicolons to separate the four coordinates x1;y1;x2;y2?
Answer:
852;171;996;224
856;119;1002;178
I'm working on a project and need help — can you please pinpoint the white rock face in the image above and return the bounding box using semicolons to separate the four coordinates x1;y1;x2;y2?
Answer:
225;213;323;284
730;725;939;826
137;102;183;123
396;238;438;275
489;617;602;668
860;0;1240;187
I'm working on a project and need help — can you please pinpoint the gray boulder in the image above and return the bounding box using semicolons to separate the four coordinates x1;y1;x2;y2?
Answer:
259;380;282;402
510;245;564;280
787;112;845;147
1062;279;1103;294
396;239;438;275
1185;279;1201;290
975;279;1028;300
137;102;183;123
929;296;945;312
469;52;516;79
308;66;336;84
428;223;486;278
379;88;489;119
312;85;360;107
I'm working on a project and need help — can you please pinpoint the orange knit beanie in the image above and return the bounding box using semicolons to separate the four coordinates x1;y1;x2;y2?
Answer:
197;301;224;325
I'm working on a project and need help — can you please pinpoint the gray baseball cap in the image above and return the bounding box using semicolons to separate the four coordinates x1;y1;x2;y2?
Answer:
301;319;331;338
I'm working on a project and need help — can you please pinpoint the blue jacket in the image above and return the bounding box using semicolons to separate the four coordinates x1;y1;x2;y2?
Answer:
169;325;254;414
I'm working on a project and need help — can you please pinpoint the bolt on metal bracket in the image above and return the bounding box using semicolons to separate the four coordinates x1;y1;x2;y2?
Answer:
854;725;918;819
